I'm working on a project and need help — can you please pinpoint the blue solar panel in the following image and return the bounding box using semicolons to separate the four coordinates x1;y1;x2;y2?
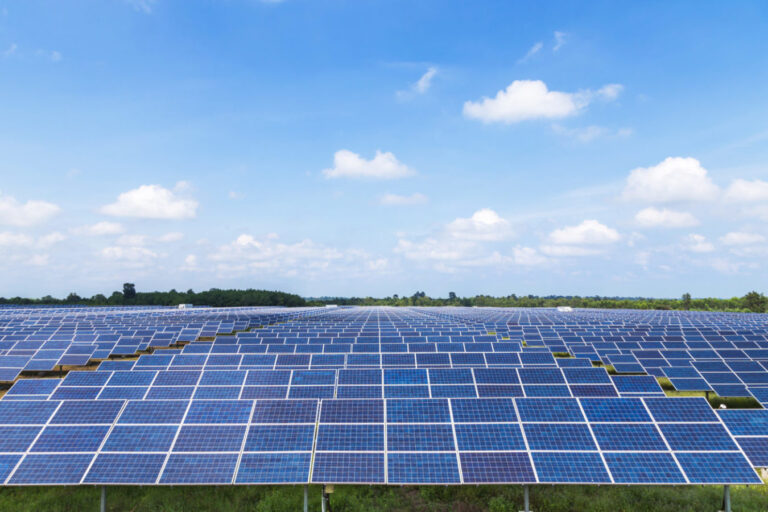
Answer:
532;452;611;483
320;399;383;423
0;426;40;452
643;397;718;422
387;424;455;451
236;453;311;483
612;375;663;394
516;398;585;422
735;437;768;467
10;453;93;484
524;423;597;450
0;401;60;425
160;454;238;484
244;425;315;451
316;424;384;451
387;453;460;484
454;423;525;451
184;400;252;424
102;425;177;452
0;454;22;483
312;452;385;483
31;425;109;452
51;400;123;424
592;423;666;451
604;452;686;484
119;400;188;424
659;423;738;451
473;368;519;384
562;368;612;384
84;453;166;484
460;452;535;483
676;452;761;484
251;400;318;423
386;399;450;423
6;379;60;396
717;409;768;435
173;425;246;452
518;368;565;384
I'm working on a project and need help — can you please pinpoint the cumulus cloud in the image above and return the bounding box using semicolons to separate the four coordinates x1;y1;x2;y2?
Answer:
445;208;513;241
0;232;34;247
463;80;622;124
540;245;601;257
101;183;198;219
380;193;428;206
210;233;381;278
634;207;699;228
322;150;414;180
0;192;60;227
37;232;66;248
101;245;159;263
724;179;768;202
158;232;184;242
682;234;714;253
720;231;766;245
548;220;620;245
622;157;720;202
72;221;124;236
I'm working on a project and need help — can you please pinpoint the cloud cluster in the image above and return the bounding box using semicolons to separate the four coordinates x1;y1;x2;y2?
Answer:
463;80;622;124
0;192;60;227
322;150;414;180
101;183;198;219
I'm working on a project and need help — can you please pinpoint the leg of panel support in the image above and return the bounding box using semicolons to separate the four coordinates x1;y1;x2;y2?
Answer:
304;485;308;512
723;485;731;512
522;485;530;512
321;485;327;512
100;486;106;512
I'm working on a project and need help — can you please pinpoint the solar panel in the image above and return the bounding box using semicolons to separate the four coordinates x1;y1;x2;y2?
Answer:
460;452;535;483
312;452;385;483
603;452;686;484
387;453;460;484
531;452;611;483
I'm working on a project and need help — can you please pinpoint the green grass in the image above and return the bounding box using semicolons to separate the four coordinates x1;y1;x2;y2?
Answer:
1;482;766;512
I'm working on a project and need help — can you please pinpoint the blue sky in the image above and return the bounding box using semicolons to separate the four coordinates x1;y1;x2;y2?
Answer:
1;0;767;299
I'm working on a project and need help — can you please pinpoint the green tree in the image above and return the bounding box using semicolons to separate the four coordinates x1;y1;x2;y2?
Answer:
682;293;692;310
65;292;82;303
448;291;457;301
123;283;137;300
743;291;768;313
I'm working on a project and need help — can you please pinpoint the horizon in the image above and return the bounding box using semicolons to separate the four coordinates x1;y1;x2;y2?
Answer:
2;1;768;299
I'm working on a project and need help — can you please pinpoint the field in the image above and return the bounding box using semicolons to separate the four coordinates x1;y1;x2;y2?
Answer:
2;482;767;512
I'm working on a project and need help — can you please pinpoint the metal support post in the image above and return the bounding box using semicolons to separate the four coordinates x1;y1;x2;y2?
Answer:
321;485;327;512
523;485;530;512
303;484;308;512
723;485;731;512
100;486;106;512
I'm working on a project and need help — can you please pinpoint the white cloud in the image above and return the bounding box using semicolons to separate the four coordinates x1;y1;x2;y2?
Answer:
540;245;601;257
414;67;437;94
37;232;66;248
101;245;158;263
210;233;377;278
158;232;184;242
553;31;567;51
548;219;620;245
72;221;124;236
634;207;699;228
463;80;621;124
518;42;543;63
512;246;548;265
720;231;766;246
724;179;768;202
446;208;513;241
0;192;60;227
0;232;34;247
622;157;720;202
116;234;147;246
682;234;714;253
552;124;632;143
380;193;428;206
322;150;414;180
101;184;198;219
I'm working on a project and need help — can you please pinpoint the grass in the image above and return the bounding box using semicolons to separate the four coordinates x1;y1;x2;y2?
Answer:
1;482;766;512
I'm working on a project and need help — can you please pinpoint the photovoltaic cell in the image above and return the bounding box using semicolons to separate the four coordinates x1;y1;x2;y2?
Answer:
236;453;311;483
532;452;611;483
184;401;252;424
84;453;166;484
118;400;188;424
10;453;93;484
312;452;385;483
386;399;450;423
516;398;584;422
244;425;315;452
523;423;597;451
251;400;318;424
643;398;718;422
31;425;109;452
320;400;383;423
717;410;768;436
160;454;238;484
387;424;456;451
102;425;177;452
173;425;246;452
460;452;535;483
675;452;761;484
603;452;686;484
316;424;384;451
659;423;738;451
387;453;460;484
591;423;666;451
454;423;525;451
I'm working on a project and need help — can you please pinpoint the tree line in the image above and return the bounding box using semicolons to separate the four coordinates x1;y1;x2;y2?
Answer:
0;285;766;313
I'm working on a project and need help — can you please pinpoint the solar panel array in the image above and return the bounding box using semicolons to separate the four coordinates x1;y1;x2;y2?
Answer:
0;306;765;486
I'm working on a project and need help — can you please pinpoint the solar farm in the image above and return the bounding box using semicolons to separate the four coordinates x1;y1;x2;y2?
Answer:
1;306;767;511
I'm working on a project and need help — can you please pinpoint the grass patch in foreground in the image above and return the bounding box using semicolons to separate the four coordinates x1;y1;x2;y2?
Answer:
0;481;766;512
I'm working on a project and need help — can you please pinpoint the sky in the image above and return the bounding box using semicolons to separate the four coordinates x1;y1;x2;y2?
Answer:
1;0;767;299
